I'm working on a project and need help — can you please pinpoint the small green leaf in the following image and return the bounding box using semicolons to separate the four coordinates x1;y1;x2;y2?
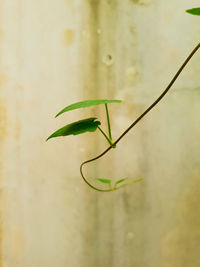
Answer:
115;178;143;189
55;99;122;117
186;8;200;16
115;178;127;186
46;117;101;141
96;178;111;184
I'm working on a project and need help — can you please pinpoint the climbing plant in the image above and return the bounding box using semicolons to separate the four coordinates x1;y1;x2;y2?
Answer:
47;8;200;192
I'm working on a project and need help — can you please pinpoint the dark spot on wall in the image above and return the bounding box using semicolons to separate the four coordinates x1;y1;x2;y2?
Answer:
131;0;151;6
62;29;75;46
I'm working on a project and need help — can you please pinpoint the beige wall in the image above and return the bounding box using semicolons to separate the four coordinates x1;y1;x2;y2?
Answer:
0;0;200;266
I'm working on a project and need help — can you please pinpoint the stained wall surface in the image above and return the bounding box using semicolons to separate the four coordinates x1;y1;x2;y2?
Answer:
0;1;200;267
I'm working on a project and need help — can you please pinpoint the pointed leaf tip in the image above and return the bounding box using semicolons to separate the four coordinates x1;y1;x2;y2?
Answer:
186;8;200;16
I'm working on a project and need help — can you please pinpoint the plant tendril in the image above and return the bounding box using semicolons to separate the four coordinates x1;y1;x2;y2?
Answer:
80;42;200;192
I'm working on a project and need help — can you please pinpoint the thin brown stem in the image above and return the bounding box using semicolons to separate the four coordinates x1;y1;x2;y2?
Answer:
80;42;200;192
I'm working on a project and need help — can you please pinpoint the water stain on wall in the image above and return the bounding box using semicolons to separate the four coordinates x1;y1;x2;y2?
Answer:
161;170;200;267
105;0;118;9
0;74;8;87
7;229;26;262
0;29;3;40
66;0;73;6
62;29;75;46
131;0;151;6
0;100;7;136
0;98;7;267
82;0;101;98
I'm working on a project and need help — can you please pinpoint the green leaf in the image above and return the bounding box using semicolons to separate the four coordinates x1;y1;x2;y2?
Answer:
115;178;127;186
115;178;143;190
96;178;111;184
186;8;200;16
46;117;101;141
55;99;122;117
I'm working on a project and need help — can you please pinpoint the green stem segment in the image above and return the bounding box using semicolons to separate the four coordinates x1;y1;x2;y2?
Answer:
97;104;116;148
98;126;115;148
105;104;112;140
98;126;113;146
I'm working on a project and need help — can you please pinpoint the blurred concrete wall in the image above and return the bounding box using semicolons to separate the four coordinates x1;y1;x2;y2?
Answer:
0;0;200;266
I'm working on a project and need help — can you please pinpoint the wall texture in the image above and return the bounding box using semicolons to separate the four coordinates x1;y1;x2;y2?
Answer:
0;0;200;266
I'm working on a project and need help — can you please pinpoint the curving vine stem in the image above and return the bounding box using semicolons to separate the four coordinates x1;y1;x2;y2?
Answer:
80;42;200;192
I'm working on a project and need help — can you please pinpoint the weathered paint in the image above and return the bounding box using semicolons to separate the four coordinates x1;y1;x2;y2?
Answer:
62;29;75;46
131;0;151;6
66;0;73;6
0;74;8;87
0;99;7;267
161;170;200;267
0;0;200;266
